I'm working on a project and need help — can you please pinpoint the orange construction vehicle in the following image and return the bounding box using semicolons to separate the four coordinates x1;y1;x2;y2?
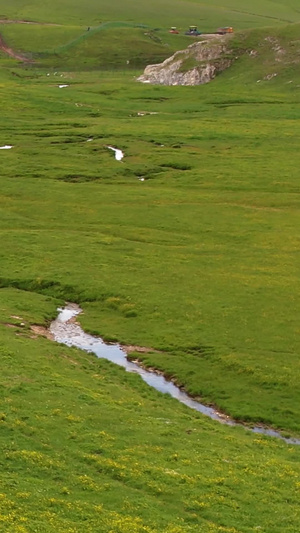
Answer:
216;27;233;35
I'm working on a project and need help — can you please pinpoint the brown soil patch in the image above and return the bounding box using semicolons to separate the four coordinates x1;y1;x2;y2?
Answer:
30;325;54;341
0;19;61;26
122;344;158;355
0;32;32;62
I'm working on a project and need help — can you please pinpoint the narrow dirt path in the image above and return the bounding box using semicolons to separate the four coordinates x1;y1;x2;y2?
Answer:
0;19;61;26
0;33;31;62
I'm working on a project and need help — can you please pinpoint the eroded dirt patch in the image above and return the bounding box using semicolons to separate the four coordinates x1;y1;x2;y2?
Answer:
123;344;159;355
30;325;54;341
0;19;61;26
0;33;32;62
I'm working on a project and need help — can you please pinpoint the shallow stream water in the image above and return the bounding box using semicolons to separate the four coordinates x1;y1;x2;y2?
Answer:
50;304;300;445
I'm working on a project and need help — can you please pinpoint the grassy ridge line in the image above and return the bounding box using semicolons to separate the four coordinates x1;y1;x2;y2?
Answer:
49;21;149;55
0;0;299;28
0;24;85;54
0;23;192;69
2;17;300;72
189;0;300;23
226;8;293;23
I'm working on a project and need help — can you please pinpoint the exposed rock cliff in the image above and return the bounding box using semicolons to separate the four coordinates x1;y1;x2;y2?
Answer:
138;35;233;86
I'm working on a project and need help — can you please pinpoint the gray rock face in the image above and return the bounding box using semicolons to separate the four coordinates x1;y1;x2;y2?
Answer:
138;37;233;86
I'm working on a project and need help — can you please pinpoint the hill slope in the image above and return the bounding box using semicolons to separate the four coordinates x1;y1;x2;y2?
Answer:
0;0;300;28
138;22;300;85
0;22;300;434
0;289;299;532
0;0;299;70
1;7;300;533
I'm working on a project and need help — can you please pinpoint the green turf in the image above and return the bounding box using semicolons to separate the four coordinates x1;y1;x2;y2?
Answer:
0;0;300;27
0;288;300;533
0;39;300;433
0;23;196;70
0;24;85;53
1;2;300;531
0;0;299;71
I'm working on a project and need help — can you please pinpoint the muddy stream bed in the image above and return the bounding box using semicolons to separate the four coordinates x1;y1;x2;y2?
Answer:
49;304;300;445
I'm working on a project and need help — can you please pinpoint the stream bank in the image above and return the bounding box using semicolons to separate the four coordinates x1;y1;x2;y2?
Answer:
48;304;300;446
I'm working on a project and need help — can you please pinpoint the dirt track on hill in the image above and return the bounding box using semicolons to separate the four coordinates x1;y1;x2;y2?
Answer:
0;19;61;25
0;33;31;62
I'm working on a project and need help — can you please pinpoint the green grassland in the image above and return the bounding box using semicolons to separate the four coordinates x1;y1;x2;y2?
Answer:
0;288;300;533
0;0;300;71
0;23;198;70
0;23;300;432
1;1;300;531
0;0;300;28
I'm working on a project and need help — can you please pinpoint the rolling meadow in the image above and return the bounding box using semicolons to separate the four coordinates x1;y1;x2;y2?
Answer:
0;1;300;531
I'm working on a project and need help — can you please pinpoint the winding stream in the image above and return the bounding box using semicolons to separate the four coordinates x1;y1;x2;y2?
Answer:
50;304;300;445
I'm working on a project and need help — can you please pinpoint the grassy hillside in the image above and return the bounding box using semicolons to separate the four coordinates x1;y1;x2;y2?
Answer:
0;0;299;71
1;288;299;533
0;0;300;27
1;27;300;433
0;24;190;69
1;2;300;532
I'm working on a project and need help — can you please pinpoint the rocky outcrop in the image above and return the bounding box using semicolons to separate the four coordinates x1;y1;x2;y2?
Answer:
138;35;233;86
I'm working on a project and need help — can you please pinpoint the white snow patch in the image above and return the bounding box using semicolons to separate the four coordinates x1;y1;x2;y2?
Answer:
107;146;124;161
58;84;69;88
0;145;13;150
